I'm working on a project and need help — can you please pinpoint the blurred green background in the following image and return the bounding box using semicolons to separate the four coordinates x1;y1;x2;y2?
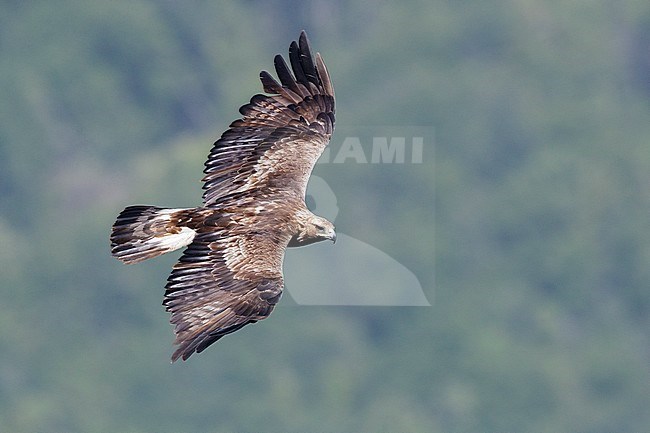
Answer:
2;1;650;432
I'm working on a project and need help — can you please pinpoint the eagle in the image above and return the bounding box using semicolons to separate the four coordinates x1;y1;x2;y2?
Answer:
110;31;336;362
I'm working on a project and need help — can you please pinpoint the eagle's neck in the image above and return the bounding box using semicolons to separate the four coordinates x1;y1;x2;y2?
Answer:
288;233;323;248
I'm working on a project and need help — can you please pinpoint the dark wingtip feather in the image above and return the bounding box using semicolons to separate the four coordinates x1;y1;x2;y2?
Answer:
315;53;334;97
297;32;318;85
273;55;297;91
170;321;252;362
260;70;281;93
257;31;334;101
288;40;308;86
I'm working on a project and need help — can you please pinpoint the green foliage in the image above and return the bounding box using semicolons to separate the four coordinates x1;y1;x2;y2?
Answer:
1;1;650;432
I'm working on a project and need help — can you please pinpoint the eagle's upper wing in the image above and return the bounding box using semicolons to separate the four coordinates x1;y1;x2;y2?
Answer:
202;31;335;206
163;230;287;362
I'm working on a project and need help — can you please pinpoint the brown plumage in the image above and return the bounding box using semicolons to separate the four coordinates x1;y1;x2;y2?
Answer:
110;31;336;362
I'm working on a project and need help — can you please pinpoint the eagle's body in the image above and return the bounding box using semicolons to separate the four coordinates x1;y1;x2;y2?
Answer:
110;32;336;361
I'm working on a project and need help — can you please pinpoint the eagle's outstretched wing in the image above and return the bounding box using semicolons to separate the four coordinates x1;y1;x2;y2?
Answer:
164;31;335;361
163;230;287;362
202;31;335;206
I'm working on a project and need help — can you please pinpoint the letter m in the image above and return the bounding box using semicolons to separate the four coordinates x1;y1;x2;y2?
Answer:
371;137;405;163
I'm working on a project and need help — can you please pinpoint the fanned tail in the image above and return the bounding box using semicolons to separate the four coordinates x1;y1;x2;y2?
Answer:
110;206;197;264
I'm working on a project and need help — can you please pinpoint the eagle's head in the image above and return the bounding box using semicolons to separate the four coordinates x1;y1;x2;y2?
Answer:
309;215;337;243
289;213;336;247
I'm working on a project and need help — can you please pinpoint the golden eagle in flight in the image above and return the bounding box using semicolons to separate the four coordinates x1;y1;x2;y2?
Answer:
110;31;336;362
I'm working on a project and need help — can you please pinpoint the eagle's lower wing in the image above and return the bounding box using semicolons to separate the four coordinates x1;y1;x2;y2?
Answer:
202;31;335;206
163;231;286;362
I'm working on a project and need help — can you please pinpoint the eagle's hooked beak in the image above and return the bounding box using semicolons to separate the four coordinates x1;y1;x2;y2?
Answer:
329;230;337;244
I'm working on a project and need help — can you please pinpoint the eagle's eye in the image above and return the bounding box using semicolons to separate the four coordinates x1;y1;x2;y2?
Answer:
314;224;325;231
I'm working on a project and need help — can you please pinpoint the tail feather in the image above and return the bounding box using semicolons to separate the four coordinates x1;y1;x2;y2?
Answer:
110;205;197;264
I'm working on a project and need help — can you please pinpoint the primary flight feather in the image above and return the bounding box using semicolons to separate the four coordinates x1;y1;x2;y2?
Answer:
110;31;336;362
